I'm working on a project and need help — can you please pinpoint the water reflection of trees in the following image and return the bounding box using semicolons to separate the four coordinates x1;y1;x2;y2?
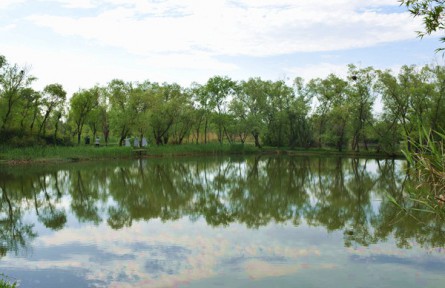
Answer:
1;156;445;257
0;173;37;257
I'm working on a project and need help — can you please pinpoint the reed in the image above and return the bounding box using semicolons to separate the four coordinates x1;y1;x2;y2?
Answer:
402;127;445;214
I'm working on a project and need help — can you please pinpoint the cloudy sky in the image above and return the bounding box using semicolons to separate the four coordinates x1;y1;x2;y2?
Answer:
0;0;442;96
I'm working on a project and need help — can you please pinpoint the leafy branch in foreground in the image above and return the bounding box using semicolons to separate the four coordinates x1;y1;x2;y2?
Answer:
400;0;445;51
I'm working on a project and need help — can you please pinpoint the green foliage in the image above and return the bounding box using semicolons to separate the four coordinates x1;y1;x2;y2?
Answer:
400;0;445;51
69;87;101;144
404;127;445;197
2;52;445;161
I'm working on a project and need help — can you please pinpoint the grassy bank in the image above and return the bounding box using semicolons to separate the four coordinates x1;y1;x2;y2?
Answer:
0;143;261;164
0;145;134;163
0;143;401;165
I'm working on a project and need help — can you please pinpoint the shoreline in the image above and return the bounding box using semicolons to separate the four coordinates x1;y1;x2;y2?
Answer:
0;144;404;166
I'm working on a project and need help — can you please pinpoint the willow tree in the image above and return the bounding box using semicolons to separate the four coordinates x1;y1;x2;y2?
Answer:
289;77;312;148
38;83;67;137
191;83;211;144
376;65;434;151
205;76;237;144
69;87;100;145
232;78;269;147
308;74;348;149
0;56;36;133
18;88;40;133
148;82;190;145
346;65;376;152
106;80;135;146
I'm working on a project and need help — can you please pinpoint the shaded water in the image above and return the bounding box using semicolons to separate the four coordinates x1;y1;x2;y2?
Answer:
0;156;444;287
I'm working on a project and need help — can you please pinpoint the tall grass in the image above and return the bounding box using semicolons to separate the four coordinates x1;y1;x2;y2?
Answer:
402;127;445;214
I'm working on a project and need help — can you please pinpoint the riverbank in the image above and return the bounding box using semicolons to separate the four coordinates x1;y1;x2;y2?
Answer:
0;144;403;165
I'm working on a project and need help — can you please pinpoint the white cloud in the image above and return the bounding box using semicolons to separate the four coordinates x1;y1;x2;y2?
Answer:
0;220;325;287
26;0;422;58
2;0;431;96
140;52;238;71
38;0;99;9
0;24;16;31
0;0;24;10
286;63;350;81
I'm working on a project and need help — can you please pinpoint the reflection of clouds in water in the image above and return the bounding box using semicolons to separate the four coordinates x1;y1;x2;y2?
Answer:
245;260;300;280
0;220;330;287
244;260;338;280
349;254;445;273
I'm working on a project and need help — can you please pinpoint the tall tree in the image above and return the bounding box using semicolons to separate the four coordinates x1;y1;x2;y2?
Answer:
69;87;100;145
234;78;269;147
205;76;237;144
0;58;36;132
38;83;67;137
149;82;189;145
376;65;432;151
191;83;211;144
308;74;348;149
346;65;376;152
289;77;312;148
263;80;295;147
18;88;41;133
107;80;135;146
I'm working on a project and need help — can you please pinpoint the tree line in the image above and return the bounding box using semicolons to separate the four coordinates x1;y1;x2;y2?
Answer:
1;54;444;154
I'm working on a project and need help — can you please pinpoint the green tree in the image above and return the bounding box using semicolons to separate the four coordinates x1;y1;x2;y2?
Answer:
289;77;312;148
18;88;40;133
191;83;211;144
347;65;376;152
69;87;100;145
205;76;237;144
170;90;195;145
308;74;349;149
149;83;189;145
38;83;67;137
130;81;152;146
106;80;136;146
376;65;433;151
234;78;269;147
263;80;295;147
0;58;36;133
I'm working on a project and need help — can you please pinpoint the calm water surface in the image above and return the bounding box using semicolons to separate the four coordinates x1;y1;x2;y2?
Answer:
0;155;444;288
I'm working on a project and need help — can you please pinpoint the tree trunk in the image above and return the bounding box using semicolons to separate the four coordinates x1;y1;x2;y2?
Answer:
253;132;261;148
204;118;208;144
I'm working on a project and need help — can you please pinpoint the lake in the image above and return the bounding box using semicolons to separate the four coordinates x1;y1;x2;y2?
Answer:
0;155;444;288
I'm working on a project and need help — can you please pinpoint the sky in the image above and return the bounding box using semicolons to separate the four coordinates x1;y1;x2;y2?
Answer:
0;0;443;97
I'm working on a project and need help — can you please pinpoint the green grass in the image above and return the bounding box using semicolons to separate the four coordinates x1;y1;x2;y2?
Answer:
0;143;261;164
0;145;134;162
